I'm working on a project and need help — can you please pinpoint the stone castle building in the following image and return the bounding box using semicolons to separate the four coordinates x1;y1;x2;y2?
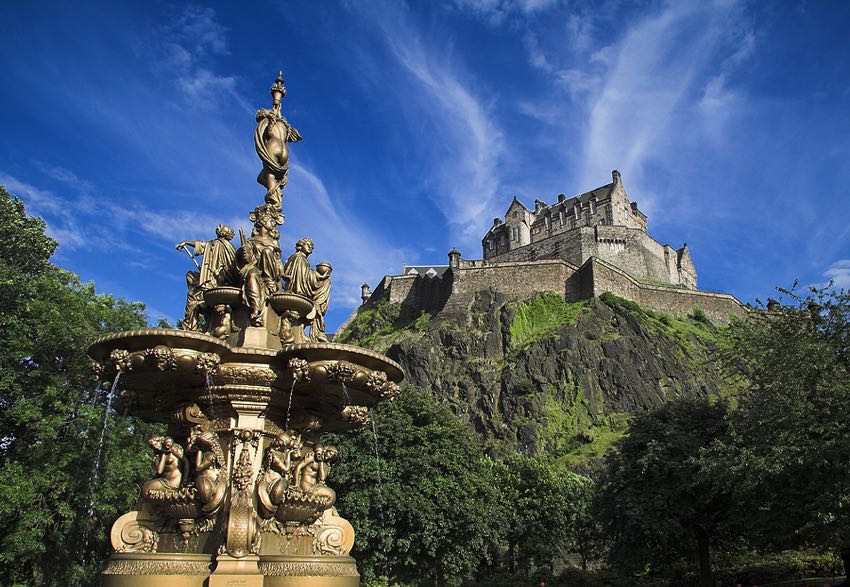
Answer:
347;171;747;328
482;170;697;290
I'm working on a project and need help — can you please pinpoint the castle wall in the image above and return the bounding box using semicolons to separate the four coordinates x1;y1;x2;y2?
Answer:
486;225;695;289
439;259;579;321
584;258;747;324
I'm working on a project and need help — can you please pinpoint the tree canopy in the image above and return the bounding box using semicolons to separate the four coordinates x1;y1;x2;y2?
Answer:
0;186;158;586
594;396;732;586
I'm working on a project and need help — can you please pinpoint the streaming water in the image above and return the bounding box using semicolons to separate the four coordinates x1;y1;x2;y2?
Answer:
204;372;215;413
370;410;388;578
284;379;296;431
80;371;121;566
341;381;351;406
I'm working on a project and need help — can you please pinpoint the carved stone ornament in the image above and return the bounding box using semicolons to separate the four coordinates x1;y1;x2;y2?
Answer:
326;361;357;385
144;346;177;371
103;557;212;576
341;406;369;430
311;507;355;557
365;369;388;393
288;357;311;383
194;352;221;375
257;560;359;577
109;348;133;372
216;364;280;387
380;381;401;401
111;511;160;553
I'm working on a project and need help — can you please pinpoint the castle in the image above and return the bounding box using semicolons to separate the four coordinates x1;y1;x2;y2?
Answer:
348;171;747;328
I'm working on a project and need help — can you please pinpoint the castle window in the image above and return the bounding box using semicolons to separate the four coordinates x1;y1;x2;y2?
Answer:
590;200;596;215
559;211;564;225
511;227;518;241
488;239;494;251
574;205;580;219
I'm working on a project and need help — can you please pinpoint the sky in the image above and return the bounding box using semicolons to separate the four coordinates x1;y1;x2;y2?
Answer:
1;0;848;331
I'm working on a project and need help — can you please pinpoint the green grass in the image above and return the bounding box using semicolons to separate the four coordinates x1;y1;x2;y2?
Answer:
509;294;588;348
336;303;433;352
599;292;719;352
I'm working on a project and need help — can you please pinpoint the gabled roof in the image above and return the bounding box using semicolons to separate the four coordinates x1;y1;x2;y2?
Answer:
400;265;450;279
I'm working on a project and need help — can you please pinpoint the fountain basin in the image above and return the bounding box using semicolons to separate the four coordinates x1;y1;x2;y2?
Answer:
270;292;314;316
89;329;402;430
203;286;243;307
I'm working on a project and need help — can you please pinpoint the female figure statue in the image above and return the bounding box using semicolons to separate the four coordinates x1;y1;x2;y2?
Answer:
191;428;227;516
255;72;302;211
142;436;185;498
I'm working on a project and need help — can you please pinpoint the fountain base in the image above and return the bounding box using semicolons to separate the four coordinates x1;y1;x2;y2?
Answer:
100;553;359;586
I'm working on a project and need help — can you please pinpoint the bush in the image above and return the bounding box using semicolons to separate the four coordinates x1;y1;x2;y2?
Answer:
689;307;712;325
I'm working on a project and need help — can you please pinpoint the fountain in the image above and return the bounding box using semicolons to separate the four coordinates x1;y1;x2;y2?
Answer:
88;72;403;586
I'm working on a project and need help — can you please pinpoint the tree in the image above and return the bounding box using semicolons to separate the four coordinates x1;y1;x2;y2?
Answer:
0;186;157;585
593;397;732;586
329;389;508;586
488;454;592;576
716;286;850;566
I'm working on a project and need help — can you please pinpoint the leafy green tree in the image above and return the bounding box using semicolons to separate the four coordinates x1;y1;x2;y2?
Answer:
593;397;732;586
488;454;592;575
716;286;850;562
0;186;157;585
330;388;508;586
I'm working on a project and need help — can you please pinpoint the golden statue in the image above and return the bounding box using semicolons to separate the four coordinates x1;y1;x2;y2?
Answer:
176;225;238;331
283;237;332;341
238;205;284;327
255;71;302;211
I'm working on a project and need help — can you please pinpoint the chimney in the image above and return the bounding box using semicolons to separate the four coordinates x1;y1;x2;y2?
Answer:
360;283;371;303
493;217;501;226
612;169;622;186
448;248;461;269
534;199;546;213
557;193;566;203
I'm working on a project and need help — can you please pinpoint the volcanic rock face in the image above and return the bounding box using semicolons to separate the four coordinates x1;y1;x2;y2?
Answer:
342;290;722;461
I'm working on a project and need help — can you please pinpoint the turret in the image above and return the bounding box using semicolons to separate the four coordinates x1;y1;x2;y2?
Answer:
448;248;461;269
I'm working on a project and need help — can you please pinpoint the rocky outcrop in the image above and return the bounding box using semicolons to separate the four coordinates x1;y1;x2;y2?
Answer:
341;290;722;462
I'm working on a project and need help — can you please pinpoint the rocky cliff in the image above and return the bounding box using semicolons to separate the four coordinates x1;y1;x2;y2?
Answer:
336;290;723;467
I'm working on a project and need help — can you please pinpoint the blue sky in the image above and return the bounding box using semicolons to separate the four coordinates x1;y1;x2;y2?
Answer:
1;0;848;330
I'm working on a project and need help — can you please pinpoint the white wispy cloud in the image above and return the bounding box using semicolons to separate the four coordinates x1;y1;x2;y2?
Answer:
285;163;410;307
576;1;755;217
147;5;252;114
365;3;507;246
824;259;850;290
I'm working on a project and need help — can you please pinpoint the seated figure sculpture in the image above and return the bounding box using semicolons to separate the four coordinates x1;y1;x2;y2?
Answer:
282;238;332;341
176;225;238;331
257;431;303;518
190;427;228;517
293;444;338;508
142;436;185;500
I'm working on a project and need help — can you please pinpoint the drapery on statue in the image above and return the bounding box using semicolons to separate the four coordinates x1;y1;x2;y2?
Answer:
255;71;302;211
282;237;332;342
238;204;284;327
176;225;238;331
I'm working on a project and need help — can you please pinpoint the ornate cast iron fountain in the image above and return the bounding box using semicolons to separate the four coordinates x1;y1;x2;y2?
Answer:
89;72;402;587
